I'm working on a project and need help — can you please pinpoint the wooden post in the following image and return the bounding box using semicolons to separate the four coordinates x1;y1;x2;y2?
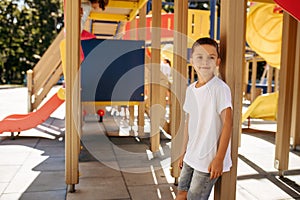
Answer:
129;106;134;127
251;56;257;102
170;0;188;181
129;18;137;128
150;0;161;152
65;0;81;192
275;13;297;175
243;61;249;97
215;0;246;199
267;65;274;93
137;4;146;138
275;68;280;91
290;22;300;149
26;69;33;112
130;18;137;40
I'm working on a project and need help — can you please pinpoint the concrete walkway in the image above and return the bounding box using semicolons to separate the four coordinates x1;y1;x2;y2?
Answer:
1;86;300;200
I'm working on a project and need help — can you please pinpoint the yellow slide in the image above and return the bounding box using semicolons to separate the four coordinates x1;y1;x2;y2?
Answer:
242;92;278;123
246;3;283;69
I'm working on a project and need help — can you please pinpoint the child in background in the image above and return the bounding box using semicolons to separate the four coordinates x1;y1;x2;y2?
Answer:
81;0;109;32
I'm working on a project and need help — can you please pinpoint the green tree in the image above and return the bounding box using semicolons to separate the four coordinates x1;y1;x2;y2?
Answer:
0;0;63;84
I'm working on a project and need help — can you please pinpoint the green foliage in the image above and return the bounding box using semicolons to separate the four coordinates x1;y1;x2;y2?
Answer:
0;0;63;84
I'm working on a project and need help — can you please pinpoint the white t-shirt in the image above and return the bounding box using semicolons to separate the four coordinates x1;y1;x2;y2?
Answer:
183;76;232;173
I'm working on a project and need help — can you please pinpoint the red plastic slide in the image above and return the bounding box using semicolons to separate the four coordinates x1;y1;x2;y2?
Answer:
0;91;64;134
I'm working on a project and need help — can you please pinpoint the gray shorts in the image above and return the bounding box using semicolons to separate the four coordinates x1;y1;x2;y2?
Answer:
177;162;218;200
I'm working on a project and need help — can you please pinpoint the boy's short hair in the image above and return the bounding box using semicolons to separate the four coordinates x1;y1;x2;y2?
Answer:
192;37;220;58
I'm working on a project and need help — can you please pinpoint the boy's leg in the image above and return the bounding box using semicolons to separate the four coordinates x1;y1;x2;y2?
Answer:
176;162;194;200
187;170;218;200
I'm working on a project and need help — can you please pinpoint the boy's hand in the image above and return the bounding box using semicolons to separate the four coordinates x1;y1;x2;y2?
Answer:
208;157;223;179
178;154;184;169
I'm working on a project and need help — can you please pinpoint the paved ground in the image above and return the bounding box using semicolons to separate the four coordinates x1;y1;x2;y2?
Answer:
1;86;300;200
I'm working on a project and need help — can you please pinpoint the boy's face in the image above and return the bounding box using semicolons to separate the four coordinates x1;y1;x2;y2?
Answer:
191;44;220;81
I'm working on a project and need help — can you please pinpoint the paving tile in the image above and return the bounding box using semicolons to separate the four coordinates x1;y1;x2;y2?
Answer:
67;177;130;200
0;192;22;200
84;150;118;165
25;171;66;192
237;158;258;177
116;153;167;170
97;161;120;171
288;153;300;170
48;119;65;129
0;166;20;182
0;183;8;194
113;143;150;154
32;157;65;171
0;139;38;148
127;184;177;200
123;168;170;186
37;138;65;147
4;170;39;193
0;152;30;165
35;145;65;157
236;178;293;200
19;189;66;200
17;152;48;171
79;162;122;178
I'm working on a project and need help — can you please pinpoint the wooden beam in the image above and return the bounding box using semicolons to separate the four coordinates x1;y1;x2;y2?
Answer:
170;0;188;181
150;0;161;152
215;0;246;199
267;65;274;93
275;13;298;173
65;0;80;192
129;18;137;39
89;12;129;21
274;68;280;91
128;0;149;21
137;4;146;138
107;1;138;9
251;56;258;102
27;70;33;112
128;20;137;128
89;0;148;22
249;0;275;3
291;22;300;149
138;4;147;40
243;61;249;96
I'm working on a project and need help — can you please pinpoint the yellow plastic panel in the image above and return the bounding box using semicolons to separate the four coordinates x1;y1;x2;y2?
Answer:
246;3;283;68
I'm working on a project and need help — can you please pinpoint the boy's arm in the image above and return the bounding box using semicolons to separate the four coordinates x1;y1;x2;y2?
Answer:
208;107;233;179
178;114;189;168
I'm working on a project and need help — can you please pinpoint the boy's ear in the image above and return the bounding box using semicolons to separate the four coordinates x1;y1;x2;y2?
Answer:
216;58;221;66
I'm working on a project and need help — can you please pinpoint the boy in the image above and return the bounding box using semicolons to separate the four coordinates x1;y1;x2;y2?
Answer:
176;37;233;200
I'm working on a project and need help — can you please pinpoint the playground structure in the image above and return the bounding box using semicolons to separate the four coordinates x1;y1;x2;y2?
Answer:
1;0;300;199
0;88;65;137
242;2;282;124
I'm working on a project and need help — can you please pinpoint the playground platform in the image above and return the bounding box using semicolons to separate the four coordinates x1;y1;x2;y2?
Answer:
1;86;300;200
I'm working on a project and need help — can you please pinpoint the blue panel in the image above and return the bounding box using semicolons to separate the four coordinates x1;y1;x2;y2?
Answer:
81;39;145;102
